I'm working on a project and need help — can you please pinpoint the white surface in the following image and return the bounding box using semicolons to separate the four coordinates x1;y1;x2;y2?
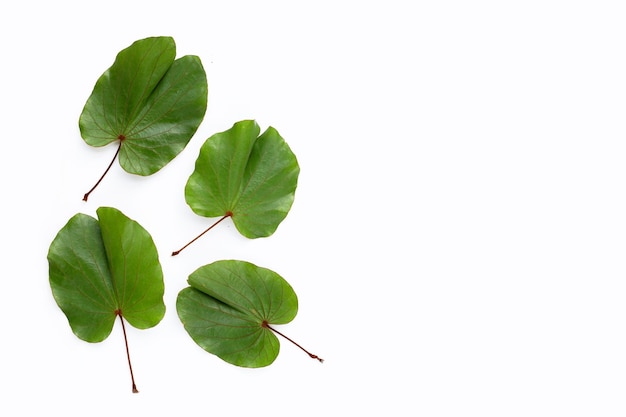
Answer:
1;1;626;415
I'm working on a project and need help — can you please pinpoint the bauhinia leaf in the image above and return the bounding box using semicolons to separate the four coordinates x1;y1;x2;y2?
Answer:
47;206;165;393
172;120;299;255
79;36;208;201
176;260;322;367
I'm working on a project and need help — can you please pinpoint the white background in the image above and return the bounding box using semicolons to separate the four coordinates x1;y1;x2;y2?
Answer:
1;1;626;415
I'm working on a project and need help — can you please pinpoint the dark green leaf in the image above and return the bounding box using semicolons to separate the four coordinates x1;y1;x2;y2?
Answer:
173;120;299;254
47;207;165;391
177;260;318;368
79;36;208;200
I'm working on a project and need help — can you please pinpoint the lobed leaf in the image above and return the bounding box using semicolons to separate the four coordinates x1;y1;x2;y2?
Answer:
176;260;298;368
47;207;165;342
79;36;208;176
184;119;300;239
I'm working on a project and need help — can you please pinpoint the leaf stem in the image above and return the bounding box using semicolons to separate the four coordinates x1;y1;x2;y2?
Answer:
264;322;324;363
117;311;139;393
83;138;123;202
171;212;232;256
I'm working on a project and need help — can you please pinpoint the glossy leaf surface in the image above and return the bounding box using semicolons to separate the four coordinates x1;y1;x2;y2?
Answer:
48;207;165;342
176;260;298;367
79;36;208;176
185;120;300;239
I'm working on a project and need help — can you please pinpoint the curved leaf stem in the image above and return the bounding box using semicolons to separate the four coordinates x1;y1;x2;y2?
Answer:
171;213;232;256
83;139;123;202
264;322;324;363
117;312;139;393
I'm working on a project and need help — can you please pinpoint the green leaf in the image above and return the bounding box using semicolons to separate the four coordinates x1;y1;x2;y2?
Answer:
173;120;299;255
79;36;208;201
47;206;165;392
177;260;321;367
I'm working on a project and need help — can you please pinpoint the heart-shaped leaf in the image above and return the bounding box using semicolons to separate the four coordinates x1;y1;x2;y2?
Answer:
47;206;165;392
172;120;299;255
80;36;208;201
176;260;322;367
